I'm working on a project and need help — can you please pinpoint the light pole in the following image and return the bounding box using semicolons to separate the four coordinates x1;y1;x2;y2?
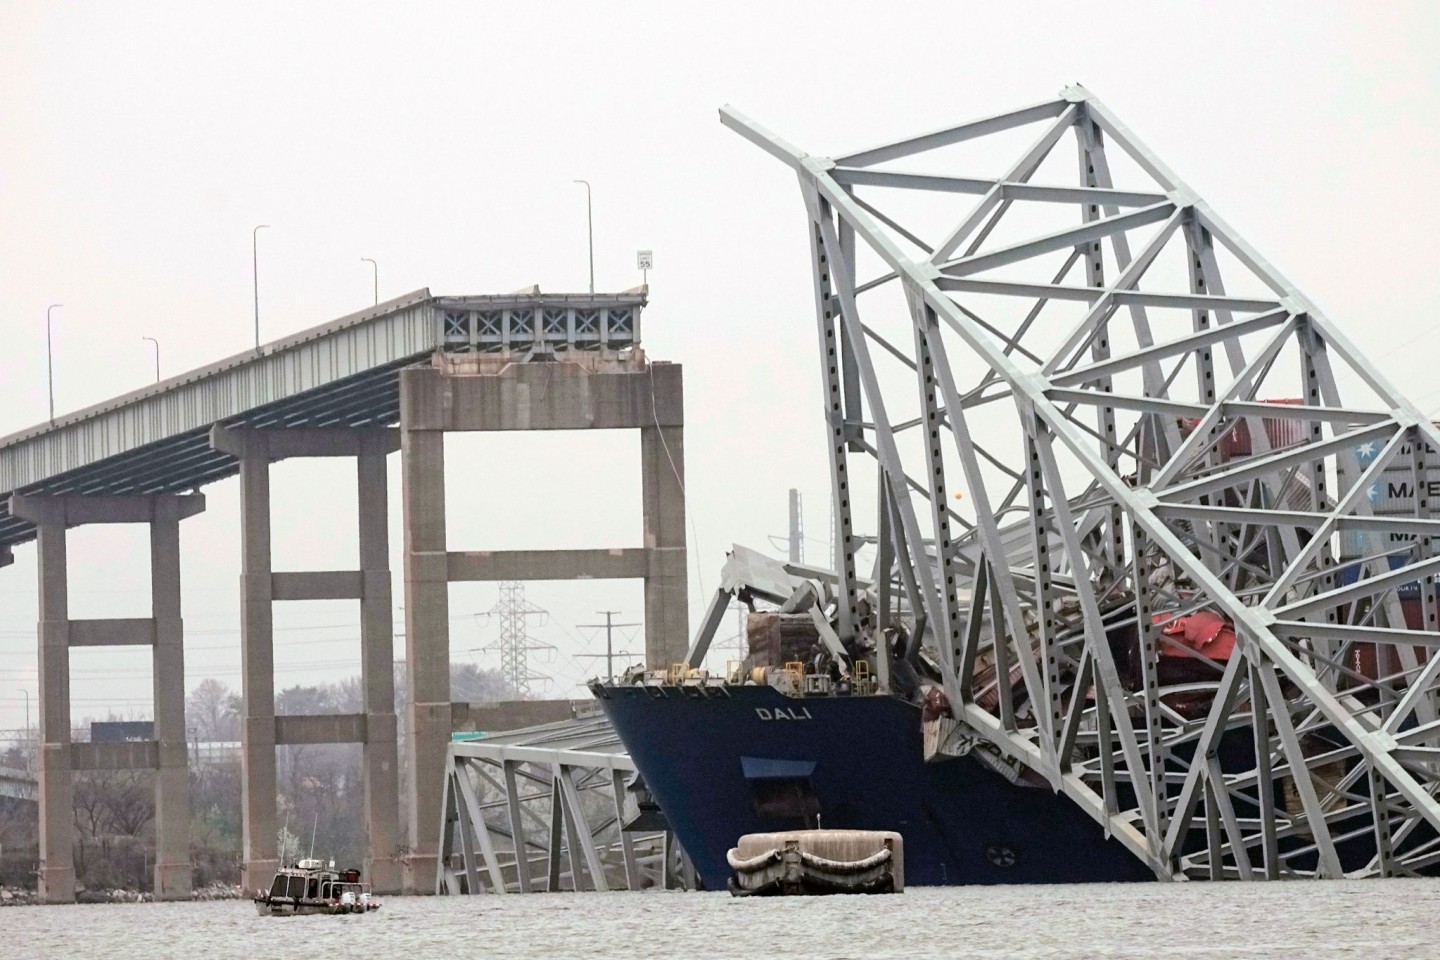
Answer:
17;688;30;773
252;224;270;350
46;304;62;422
361;257;378;305
142;337;160;382
572;179;594;294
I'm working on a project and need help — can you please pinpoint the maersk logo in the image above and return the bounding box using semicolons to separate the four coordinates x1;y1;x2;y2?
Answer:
755;707;813;720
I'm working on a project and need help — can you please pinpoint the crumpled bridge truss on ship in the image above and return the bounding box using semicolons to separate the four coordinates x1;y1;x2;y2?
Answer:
722;85;1440;880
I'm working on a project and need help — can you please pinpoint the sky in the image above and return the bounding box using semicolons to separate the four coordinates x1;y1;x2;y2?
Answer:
1;1;1439;733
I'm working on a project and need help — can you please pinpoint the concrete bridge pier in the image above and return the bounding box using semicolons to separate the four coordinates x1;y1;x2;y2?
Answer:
210;426;402;895
8;492;204;903
397;353;688;893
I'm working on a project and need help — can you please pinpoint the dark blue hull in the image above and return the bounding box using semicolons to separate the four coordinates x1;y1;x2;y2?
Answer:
596;685;1153;887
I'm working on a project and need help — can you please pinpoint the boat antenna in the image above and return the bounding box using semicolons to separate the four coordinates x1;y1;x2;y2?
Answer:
308;812;319;861
282;808;291;866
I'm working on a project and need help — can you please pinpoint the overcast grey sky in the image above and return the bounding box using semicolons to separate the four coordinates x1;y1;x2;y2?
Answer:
2;1;1438;729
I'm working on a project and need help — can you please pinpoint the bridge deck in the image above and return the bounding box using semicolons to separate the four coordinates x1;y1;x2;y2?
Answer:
0;288;645;555
0;765;36;802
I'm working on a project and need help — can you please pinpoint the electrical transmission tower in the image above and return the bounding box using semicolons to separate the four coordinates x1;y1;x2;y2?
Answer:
481;581;554;697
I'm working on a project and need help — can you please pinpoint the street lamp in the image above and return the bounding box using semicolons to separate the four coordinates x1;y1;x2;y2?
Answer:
572;179;594;295
252;224;270;350
46;304;62;422
17;688;30;773
360;257;378;305
142;337;160;382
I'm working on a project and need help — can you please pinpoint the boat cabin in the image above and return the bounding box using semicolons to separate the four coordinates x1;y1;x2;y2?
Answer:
255;858;379;915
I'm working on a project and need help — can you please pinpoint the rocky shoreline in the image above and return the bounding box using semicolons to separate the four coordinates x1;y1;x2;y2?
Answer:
0;882;244;906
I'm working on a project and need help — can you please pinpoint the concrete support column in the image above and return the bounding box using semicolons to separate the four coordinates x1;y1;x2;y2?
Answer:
237;450;279;890
359;434;402;894
33;513;74;903
213;424;401;892
394;357;687;891
641;420;689;668
401;371;450;893
10;492;204;903
150;504;191;899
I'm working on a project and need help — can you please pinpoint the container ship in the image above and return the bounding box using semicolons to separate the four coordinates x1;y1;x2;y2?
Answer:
592;546;1164;888
594;667;1152;887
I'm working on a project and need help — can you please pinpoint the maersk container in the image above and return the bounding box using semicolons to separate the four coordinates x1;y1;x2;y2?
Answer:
1336;435;1440;519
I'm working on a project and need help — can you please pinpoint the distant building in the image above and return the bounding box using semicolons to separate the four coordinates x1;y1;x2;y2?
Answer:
192;740;241;768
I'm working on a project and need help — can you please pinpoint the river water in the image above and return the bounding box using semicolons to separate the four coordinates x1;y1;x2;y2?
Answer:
8;880;1440;959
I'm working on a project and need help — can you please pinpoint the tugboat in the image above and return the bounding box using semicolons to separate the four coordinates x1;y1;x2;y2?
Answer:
253;859;381;916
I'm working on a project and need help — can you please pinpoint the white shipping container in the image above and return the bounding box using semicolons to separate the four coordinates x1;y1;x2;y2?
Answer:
1338;439;1440;519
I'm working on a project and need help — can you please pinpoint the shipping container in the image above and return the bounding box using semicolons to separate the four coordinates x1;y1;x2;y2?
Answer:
1217;398;1307;459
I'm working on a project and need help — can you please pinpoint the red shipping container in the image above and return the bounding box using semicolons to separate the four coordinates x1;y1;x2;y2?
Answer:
1217;398;1306;459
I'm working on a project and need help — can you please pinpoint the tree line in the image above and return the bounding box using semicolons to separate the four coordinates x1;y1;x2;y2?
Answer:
0;662;513;892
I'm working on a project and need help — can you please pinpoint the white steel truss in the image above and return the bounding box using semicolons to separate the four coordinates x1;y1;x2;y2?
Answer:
723;86;1440;880
436;716;691;893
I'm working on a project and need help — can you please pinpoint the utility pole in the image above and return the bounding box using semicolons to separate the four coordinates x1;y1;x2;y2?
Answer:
730;599;749;664
17;688;30;773
788;488;804;564
576;610;640;683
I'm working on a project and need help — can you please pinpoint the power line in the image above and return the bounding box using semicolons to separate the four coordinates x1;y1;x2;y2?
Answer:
0;611;480;645
1;660;380;682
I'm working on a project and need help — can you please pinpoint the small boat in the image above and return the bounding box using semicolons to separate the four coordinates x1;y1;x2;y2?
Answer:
253;859;381;916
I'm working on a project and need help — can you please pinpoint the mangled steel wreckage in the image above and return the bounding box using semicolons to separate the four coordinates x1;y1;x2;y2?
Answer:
593;86;1440;886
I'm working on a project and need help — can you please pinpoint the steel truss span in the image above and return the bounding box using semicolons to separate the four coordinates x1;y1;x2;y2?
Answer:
436;716;691;894
723;86;1440;880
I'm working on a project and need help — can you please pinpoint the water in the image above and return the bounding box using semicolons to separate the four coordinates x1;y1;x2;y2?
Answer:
8;881;1440;959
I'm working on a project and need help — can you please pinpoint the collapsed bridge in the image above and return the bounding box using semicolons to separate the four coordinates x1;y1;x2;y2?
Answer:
0;288;688;901
716;85;1440;880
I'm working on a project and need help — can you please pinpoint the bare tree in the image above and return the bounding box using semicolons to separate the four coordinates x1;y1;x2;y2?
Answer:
102;770;155;838
186;678;239;741
73;777;106;838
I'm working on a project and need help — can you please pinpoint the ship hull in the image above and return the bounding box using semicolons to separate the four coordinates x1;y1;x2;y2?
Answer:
596;684;1153;887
